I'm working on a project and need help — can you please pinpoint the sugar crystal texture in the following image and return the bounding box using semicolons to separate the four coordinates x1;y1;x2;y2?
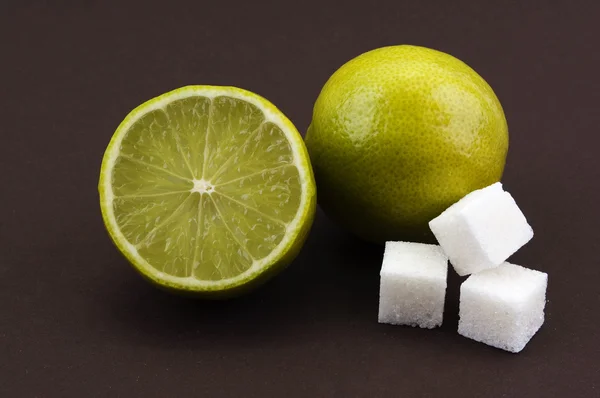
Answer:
458;262;548;353
378;241;448;329
429;182;534;276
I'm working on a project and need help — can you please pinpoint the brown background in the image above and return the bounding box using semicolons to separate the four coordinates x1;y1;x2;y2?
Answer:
1;0;599;397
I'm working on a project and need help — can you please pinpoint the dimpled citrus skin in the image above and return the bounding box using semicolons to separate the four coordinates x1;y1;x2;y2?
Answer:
305;45;508;244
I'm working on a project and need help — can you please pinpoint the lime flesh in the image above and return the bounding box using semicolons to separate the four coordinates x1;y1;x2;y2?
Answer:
99;86;316;296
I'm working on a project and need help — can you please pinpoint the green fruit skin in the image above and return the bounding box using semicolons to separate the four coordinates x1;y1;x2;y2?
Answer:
305;45;508;244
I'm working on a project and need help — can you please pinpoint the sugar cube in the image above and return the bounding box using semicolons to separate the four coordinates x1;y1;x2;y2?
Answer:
378;241;448;329
429;182;534;276
458;262;548;353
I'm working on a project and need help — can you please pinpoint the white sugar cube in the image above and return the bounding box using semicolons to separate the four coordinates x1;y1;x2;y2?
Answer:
429;182;534;276
378;241;448;329
458;262;548;353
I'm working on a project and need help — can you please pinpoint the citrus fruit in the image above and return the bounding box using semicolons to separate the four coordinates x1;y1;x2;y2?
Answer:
305;45;508;244
99;86;316;297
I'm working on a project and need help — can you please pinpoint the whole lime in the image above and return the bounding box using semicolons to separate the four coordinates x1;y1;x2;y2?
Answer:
305;45;508;243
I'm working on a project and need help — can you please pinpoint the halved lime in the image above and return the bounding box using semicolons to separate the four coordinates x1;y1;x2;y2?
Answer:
98;86;316;297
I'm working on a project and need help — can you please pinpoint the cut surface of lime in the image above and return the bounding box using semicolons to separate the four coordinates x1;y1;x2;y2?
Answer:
99;86;316;296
